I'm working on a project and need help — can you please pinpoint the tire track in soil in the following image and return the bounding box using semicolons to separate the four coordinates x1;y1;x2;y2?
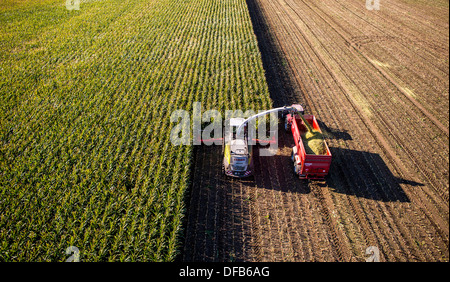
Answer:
335;0;449;87
308;0;449;133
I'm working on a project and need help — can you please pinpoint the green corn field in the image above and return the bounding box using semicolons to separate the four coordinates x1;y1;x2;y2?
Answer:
0;0;271;261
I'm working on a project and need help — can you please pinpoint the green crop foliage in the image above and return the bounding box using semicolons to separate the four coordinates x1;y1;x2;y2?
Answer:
0;0;272;261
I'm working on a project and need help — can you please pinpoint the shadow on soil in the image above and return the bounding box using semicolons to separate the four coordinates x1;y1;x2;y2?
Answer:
318;120;353;141
253;127;418;203
308;122;418;202
323;147;418;202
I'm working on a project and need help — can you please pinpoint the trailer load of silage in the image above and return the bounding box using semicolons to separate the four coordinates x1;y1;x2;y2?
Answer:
299;115;327;155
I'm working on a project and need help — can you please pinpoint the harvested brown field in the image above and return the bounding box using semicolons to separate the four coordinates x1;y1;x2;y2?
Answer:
182;0;449;262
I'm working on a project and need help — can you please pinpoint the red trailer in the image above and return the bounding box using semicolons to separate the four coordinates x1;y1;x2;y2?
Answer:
285;113;332;179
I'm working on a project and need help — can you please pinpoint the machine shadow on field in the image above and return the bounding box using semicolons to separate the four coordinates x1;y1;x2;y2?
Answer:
254;125;418;203
315;121;417;203
317;120;353;141
324;147;419;202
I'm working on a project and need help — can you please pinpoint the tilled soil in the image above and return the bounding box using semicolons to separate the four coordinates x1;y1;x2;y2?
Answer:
182;0;449;262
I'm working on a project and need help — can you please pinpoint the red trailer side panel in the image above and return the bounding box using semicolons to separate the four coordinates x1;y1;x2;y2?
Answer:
288;114;332;179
